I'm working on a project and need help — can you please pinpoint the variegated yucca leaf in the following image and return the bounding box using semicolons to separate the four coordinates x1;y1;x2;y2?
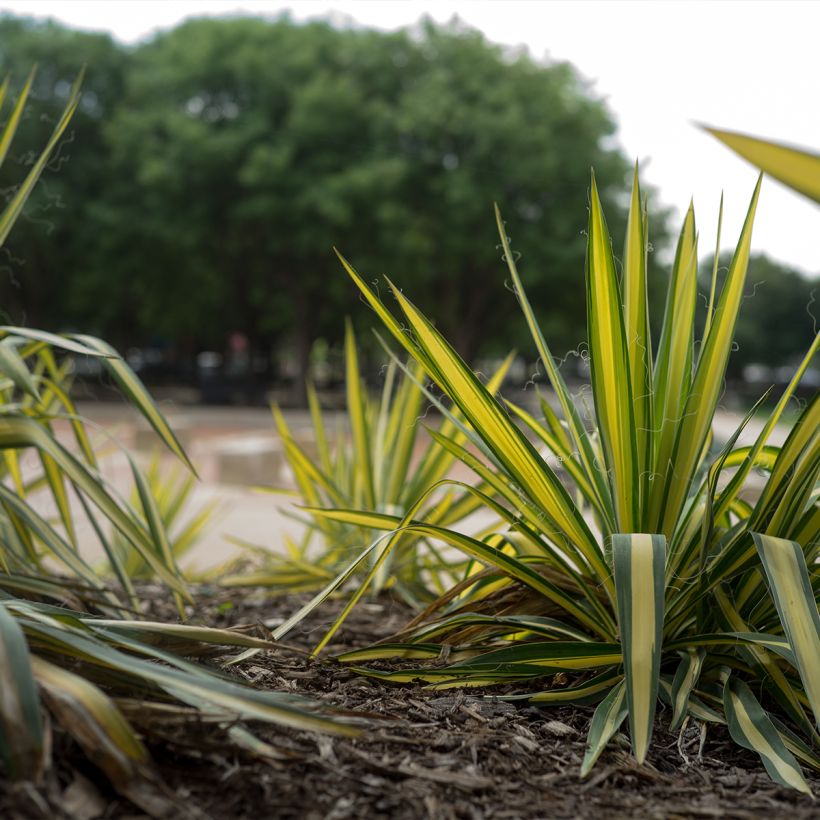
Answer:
581;680;627;777
723;675;811;794
587;175;639;532
705;126;820;204
752;533;820;729
0;338;40;401
658;676;725;725
669;647;705;731
612;534;666;764
0;68;83;246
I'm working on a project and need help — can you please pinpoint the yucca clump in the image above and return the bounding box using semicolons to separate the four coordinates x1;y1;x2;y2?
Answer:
224;319;506;637
282;167;819;792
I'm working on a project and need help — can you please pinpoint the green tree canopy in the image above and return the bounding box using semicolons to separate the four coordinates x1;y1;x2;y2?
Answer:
1;13;662;393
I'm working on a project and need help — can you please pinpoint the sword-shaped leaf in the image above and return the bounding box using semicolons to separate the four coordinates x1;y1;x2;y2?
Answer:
581;680;628;777
0;69;83;246
0;603;44;779
723;675;811;794
704;126;820;204
0;338;39;401
669;647;705;730
648;204;697;534
0;327;112;358
612;533;666;764
587;173;639;531
0;69;35;166
31;656;174;817
344;319;376;509
658;177;761;536
622;166;653;522
752;533;820;730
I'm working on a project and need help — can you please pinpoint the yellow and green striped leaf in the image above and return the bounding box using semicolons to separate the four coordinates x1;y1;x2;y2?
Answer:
129;457;187;617
612;533;666;764
669;648;705;730
0;69;35;167
723;675;811;794
587;173;639;531
526;671;623;704
581;680;627;777
622;167;653;519
0;69;83;247
0;338;40;401
752;533;820;730
347;642;620;686
448;641;621;673
344;320;376;509
704;126;820;204
337;643;446;662
86;620;278;651
650;203;697;496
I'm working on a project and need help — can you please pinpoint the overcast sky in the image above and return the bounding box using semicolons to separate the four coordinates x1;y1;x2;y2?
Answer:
3;0;820;277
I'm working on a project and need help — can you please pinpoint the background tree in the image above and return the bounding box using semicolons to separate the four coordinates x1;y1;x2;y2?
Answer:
1;13;666;397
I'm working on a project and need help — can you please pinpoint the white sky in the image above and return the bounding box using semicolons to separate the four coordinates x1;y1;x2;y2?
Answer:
3;0;820;276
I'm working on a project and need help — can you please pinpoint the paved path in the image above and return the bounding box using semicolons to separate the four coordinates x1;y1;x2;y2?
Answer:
53;401;789;575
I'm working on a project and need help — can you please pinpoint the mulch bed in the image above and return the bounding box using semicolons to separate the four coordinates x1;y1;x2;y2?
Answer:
3;586;818;819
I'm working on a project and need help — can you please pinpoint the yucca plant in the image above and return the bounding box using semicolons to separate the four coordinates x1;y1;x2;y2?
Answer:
278;168;819;792
0;71;356;813
102;453;219;582
224;320;506;614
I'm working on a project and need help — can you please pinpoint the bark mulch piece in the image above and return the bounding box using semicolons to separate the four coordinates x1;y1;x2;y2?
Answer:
2;585;818;819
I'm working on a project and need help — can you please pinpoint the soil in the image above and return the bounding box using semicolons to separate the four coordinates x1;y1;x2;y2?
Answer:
2;586;818;820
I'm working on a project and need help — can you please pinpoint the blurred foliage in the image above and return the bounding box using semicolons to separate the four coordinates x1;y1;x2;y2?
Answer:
0;13;667;388
0;17;126;330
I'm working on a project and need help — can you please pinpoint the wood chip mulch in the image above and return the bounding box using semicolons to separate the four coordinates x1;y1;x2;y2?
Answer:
2;586;818;819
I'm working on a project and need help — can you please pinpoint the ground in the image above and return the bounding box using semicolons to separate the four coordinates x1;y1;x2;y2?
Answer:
3;587;817;820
